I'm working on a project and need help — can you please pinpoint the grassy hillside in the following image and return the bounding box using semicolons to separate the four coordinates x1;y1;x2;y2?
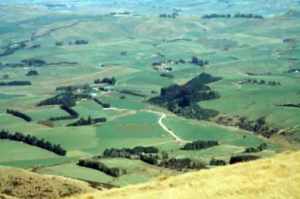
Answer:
70;151;300;199
0;167;96;199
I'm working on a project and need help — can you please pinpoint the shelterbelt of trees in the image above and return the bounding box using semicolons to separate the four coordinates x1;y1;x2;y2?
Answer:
6;109;32;122
0;130;66;156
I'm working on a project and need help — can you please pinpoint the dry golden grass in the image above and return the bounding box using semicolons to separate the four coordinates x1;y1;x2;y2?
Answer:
70;151;300;199
0;167;95;199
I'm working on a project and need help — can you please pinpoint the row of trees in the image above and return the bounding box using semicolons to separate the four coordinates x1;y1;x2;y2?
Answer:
93;98;111;108
182;140;219;151
0;81;31;86
239;79;281;86
77;159;126;177
49;105;79;121
67;116;106;127
103;146;159;159
202;13;264;19
6;109;32;122
229;154;259;164
0;130;66;156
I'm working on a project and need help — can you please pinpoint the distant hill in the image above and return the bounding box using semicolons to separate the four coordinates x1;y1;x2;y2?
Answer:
69;151;300;199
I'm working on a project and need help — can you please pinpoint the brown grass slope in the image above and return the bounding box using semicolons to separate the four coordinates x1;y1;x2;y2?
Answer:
70;151;300;199
0;167;95;199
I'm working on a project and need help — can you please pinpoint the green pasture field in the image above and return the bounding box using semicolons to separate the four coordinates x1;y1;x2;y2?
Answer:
0;3;300;186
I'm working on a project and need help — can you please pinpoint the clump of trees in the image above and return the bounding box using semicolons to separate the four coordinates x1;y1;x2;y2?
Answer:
6;109;32;122
209;158;227;166
0;130;66;156
94;77;116;85
181;140;219;151
244;143;268;153
190;56;209;66
0;81;32;86
67;116;106;127
229;154;260;164
149;73;221;120
26;70;39;76
77;159;126;177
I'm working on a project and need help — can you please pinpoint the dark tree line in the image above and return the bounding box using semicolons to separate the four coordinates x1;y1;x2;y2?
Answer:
6;109;32;122
202;13;263;19
277;103;300;109
0;81;31;86
102;146;206;171
21;58;47;67
93;98;111;108
0;130;66;156
77;159;126;177
229;155;260;164
182;140;219;151
67;116;106;127
103;146;159;159
37;93;78;107
49;105;79;121
159;158;207;171
239;79;281;86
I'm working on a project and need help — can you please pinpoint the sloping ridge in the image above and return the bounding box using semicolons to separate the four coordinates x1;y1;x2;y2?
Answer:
0;167;95;199
70;151;300;199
